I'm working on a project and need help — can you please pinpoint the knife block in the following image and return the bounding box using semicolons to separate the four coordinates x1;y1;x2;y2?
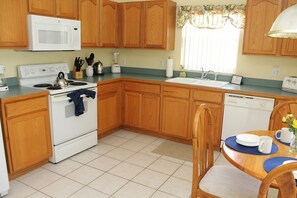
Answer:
72;66;83;79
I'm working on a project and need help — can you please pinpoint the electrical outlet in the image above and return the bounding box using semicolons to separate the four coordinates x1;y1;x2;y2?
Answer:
160;59;164;68
272;66;280;77
121;57;126;66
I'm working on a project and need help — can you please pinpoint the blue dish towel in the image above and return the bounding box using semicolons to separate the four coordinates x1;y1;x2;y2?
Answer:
67;89;96;116
225;136;278;155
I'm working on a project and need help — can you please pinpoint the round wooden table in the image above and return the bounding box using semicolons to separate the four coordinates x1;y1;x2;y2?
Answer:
222;130;297;186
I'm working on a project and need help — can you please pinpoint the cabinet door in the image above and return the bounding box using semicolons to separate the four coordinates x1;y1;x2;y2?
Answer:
79;0;99;47
56;0;78;19
98;92;121;135
280;0;297;56
0;0;28;47
7;110;52;172
161;97;189;139
28;0;55;16
141;94;160;132
191;101;223;150
99;0;118;47
118;2;142;48
143;1;166;49
124;91;141;128
243;0;282;55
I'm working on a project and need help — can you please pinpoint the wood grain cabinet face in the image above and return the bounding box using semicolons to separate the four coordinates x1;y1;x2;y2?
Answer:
79;0;99;47
1;95;52;176
55;0;78;19
243;0;282;55
98;82;122;136
118;2;142;48
28;0;55;16
124;91;142;128
141;94;160;132
99;0;118;47
0;0;28;48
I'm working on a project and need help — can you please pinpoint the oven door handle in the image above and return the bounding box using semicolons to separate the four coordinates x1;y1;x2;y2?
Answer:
51;94;94;103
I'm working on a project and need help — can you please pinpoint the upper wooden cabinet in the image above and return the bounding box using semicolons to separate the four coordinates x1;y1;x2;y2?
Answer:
243;0;297;56
118;0;176;50
79;0;118;47
99;0;118;47
118;2;142;48
79;0;99;47
0;0;28;48
28;0;78;19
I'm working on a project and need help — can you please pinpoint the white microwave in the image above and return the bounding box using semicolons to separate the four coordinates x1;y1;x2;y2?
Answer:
27;15;81;51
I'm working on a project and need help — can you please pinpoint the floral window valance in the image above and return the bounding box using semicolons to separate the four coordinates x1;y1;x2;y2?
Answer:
177;4;246;29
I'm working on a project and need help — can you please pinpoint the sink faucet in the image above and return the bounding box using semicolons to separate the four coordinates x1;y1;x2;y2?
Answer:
200;67;214;80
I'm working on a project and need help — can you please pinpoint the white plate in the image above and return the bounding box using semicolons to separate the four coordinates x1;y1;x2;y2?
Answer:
236;139;259;147
236;134;260;144
282;160;297;179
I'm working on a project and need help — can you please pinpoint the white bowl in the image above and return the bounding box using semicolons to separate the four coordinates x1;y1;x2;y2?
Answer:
236;134;260;144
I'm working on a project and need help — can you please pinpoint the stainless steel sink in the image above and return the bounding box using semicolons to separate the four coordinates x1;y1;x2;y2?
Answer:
165;77;229;88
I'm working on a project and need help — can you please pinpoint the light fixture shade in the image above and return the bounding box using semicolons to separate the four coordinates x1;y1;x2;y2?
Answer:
267;4;297;39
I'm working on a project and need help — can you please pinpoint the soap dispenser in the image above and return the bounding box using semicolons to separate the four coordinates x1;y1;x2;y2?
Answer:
179;65;187;77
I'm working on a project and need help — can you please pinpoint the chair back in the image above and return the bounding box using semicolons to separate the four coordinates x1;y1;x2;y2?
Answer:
258;162;297;198
192;104;214;197
269;101;297;130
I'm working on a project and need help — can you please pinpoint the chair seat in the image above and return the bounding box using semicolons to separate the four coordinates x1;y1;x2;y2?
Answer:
200;165;261;198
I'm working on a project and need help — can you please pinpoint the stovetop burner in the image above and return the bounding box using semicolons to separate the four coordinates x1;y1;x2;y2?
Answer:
34;83;53;88
47;86;62;90
69;82;88;86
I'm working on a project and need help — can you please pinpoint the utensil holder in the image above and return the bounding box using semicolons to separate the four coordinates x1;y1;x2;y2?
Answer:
72;65;83;79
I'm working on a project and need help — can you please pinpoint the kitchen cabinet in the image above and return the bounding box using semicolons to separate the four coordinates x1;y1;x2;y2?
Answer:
190;90;224;149
28;0;78;19
99;0;118;47
118;0;176;49
124;81;161;132
243;0;297;56
118;2;142;48
0;0;28;48
79;0;99;47
98;81;122;136
79;0;117;47
161;85;190;139
0;92;52;178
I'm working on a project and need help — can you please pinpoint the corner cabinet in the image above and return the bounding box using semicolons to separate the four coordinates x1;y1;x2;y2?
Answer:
97;81;122;137
0;0;28;48
0;92;52;178
28;0;78;19
243;0;297;56
118;0;176;50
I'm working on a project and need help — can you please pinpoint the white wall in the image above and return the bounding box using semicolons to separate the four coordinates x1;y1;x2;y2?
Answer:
1;0;297;81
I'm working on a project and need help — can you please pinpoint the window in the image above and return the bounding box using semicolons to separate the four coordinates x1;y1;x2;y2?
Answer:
180;21;241;74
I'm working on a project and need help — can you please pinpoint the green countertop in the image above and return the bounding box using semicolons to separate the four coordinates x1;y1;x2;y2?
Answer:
1;73;297;99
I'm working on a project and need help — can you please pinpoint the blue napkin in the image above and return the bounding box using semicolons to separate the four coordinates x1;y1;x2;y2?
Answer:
225;136;278;155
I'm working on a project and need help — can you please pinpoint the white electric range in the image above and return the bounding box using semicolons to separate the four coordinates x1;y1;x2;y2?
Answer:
18;63;98;163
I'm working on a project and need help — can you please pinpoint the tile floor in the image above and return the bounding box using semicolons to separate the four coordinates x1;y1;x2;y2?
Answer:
5;130;277;198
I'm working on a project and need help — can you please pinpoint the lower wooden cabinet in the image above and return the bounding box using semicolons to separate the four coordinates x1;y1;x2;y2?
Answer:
141;94;160;132
161;96;189;139
1;92;52;178
98;81;122;136
124;91;141;128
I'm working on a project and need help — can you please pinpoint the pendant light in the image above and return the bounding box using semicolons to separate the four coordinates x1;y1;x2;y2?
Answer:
267;4;297;39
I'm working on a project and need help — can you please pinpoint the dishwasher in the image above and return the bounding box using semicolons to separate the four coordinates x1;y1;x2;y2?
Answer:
221;93;275;146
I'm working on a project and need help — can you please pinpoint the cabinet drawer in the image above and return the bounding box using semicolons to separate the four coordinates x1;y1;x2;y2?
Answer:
125;81;160;94
5;97;48;118
163;86;190;99
98;83;120;95
192;90;223;103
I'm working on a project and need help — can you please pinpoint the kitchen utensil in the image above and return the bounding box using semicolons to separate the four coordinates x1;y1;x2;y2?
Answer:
74;57;85;71
112;51;121;74
93;61;104;75
54;72;68;88
0;65;8;91
85;53;95;66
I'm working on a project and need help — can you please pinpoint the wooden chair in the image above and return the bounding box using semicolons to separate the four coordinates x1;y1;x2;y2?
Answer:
191;104;260;198
269;100;297;130
258;162;297;198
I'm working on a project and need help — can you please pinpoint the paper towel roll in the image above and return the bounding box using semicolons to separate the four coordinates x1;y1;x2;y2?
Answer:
166;58;174;78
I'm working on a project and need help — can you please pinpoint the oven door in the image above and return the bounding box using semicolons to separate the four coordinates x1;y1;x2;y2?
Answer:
49;88;97;145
